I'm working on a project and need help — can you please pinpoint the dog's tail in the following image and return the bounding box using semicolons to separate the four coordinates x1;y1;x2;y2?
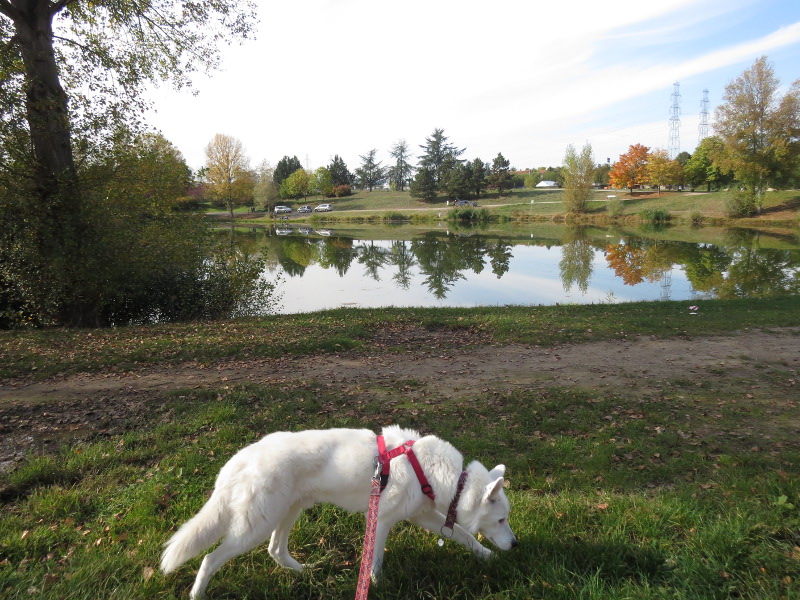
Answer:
161;492;228;573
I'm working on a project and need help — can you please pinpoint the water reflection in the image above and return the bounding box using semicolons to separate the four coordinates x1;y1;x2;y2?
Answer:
246;225;800;313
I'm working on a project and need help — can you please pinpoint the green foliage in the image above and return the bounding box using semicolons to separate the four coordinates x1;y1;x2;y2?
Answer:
273;156;302;187
328;155;354;187
0;136;277;328
418;128;465;190
638;208;672;224
354;149;386;191
387;139;415;191
725;188;761;217
279;168;310;200
488;152;512;194
409;167;438;203
562;143;595;213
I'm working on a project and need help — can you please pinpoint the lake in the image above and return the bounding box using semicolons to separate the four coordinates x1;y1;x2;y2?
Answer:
234;224;800;314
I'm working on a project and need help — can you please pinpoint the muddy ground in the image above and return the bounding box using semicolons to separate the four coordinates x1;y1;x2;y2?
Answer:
1;327;798;472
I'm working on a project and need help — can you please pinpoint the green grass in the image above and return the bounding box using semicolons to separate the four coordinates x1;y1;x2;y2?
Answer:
2;365;799;599
2;298;799;598
236;189;800;229
3;297;800;381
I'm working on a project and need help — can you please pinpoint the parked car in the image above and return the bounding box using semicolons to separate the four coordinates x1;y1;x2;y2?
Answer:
454;199;478;207
297;205;312;213
314;203;333;212
274;205;292;213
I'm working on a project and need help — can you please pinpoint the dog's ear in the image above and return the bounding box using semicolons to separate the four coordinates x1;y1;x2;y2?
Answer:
483;476;505;502
489;464;506;479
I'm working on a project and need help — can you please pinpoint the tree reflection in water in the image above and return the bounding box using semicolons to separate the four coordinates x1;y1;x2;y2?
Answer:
253;226;799;307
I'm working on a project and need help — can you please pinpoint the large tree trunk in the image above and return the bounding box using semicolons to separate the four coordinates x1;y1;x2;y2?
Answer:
9;0;79;216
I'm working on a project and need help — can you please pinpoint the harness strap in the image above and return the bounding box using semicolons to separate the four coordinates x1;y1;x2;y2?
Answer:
375;435;436;501
441;470;469;537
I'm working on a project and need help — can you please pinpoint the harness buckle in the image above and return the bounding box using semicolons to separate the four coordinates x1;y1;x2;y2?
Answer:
373;456;382;481
440;525;454;539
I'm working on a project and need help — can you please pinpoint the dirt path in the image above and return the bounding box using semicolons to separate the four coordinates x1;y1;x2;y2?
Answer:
2;327;798;472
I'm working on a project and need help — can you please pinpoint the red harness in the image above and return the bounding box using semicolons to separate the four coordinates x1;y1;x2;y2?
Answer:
376;435;435;500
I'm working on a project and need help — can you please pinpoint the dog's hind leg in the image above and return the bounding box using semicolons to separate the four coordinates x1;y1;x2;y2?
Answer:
189;524;272;599
268;502;305;571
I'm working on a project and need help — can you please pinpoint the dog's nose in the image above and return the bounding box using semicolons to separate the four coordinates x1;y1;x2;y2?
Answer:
511;539;519;548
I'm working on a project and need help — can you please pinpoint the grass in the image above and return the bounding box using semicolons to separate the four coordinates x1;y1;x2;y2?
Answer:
2;367;799;598
234;189;800;229
2;297;800;381
1;298;799;599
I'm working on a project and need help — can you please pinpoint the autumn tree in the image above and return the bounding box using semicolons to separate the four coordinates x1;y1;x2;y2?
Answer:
647;149;684;192
387;139;414;191
205;134;253;218
609;144;650;193
562;143;595;213
355;149;386;191
714;56;800;214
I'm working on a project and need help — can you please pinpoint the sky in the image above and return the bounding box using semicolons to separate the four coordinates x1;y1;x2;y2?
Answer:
145;0;800;174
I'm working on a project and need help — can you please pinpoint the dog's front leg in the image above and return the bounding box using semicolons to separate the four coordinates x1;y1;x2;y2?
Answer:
369;518;396;582
409;511;492;560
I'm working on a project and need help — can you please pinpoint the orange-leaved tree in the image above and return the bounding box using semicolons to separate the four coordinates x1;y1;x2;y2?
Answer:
609;144;651;192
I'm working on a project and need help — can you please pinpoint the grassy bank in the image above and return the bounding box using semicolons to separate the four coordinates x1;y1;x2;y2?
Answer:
2;297;799;381
1;299;799;599
236;189;800;229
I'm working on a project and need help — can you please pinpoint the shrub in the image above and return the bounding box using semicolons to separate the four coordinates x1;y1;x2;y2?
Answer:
724;189;759;217
332;185;352;198
638;208;671;224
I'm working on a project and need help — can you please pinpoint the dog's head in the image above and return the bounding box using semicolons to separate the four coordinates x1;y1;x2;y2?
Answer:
474;464;518;550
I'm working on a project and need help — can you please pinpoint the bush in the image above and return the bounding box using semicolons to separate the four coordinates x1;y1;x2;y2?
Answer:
638;208;671;224
332;185;352;198
724;189;759;217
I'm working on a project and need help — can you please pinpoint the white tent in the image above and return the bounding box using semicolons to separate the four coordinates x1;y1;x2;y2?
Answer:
535;180;558;188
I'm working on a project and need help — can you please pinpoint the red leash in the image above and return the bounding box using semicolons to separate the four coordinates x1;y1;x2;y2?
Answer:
356;435;436;600
355;470;382;600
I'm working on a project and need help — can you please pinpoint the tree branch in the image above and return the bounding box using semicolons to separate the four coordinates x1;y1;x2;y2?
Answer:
0;0;20;21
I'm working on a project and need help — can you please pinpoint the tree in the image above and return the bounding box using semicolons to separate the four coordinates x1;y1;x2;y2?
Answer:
312;166;333;198
418;128;465;190
562;143;595;213
328;155;353;187
609;144;650;192
205;134;252;218
714;56;800;213
446;162;473;199
253;160;280;210
0;0;257;326
409;167;438;203
387;139;414;191
0;0;256;231
354;149;386;191
280;168;310;200
488;153;512;195
647;149;683;192
470;158;488;198
274;156;302;187
685;137;733;191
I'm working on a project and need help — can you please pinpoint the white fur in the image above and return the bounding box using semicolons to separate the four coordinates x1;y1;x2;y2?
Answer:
161;425;517;599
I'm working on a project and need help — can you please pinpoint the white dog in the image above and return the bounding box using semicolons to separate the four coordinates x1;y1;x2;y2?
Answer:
161;425;517;599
